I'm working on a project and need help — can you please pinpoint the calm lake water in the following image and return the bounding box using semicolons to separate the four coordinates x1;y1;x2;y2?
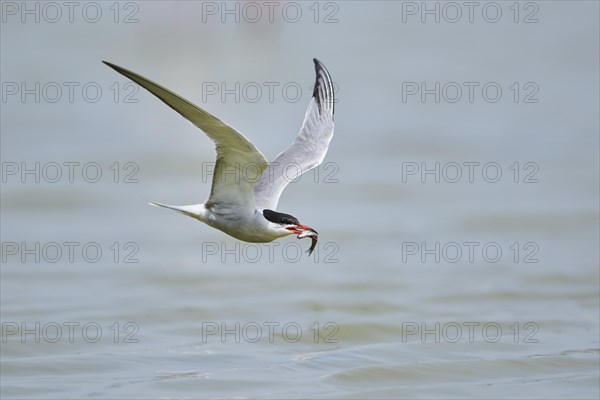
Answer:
1;1;599;399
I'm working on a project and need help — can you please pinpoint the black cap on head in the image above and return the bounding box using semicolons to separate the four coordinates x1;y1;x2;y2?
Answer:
262;209;300;225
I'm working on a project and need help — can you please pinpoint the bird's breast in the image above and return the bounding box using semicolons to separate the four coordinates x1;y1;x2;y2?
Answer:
203;211;282;243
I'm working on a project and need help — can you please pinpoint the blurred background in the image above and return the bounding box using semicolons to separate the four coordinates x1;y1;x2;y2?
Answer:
1;1;598;398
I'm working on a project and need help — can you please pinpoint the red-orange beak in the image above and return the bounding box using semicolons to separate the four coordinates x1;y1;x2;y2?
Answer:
286;224;317;235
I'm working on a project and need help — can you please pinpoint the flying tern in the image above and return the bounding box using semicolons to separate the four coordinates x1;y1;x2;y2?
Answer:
103;59;335;255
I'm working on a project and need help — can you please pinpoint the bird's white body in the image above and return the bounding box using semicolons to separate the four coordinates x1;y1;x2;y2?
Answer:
153;203;286;243
104;59;335;255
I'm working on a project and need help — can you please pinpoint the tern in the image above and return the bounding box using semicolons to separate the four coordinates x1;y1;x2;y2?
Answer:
103;59;335;255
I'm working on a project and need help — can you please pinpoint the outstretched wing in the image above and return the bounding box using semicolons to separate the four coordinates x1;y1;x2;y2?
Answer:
103;61;268;216
253;58;335;211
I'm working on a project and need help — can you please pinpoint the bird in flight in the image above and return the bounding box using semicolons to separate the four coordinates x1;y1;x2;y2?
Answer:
103;59;335;256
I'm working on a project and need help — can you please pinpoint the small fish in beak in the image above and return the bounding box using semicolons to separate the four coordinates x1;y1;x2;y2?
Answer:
285;224;318;256
296;226;318;255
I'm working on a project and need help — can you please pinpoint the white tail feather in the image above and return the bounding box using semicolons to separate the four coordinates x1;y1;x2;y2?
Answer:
149;202;205;220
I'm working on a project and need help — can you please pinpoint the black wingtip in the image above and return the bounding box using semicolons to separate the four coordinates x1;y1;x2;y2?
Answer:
102;60;123;72
311;58;335;116
102;61;121;73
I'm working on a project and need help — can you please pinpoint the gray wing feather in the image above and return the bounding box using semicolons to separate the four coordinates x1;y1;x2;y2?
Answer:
103;61;268;215
254;58;335;210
